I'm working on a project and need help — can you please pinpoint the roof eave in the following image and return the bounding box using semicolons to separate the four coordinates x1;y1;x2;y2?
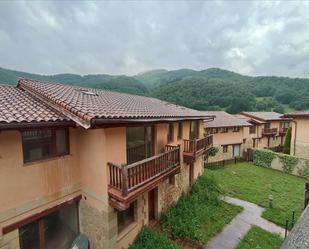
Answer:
0;120;75;130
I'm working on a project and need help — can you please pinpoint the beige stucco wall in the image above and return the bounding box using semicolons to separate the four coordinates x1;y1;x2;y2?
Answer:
0;120;206;249
292;118;309;159
0;128;81;231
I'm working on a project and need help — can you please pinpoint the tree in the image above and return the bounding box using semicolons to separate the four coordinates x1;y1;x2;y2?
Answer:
283;128;292;154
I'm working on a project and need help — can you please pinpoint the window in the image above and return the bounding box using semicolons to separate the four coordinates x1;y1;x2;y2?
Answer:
232;127;240;132
212;128;219;134
22;128;69;163
206;128;211;135
167;123;174;143
177;122;183;140
118;201;136;233
126;126;154;164
221;127;228;133
264;123;271;129
222;145;228;153
249;125;256;134
281;122;290;129
20;202;78;249
189;121;199;139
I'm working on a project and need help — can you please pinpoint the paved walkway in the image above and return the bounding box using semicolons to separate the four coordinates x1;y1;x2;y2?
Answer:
205;196;285;249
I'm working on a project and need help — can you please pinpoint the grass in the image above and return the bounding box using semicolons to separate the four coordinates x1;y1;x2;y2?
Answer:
129;227;180;249
198;202;242;242
235;226;284;249
160;174;242;243
207;162;306;227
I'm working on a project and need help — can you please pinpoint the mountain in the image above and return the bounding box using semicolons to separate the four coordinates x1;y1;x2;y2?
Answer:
0;66;309;113
0;67;148;95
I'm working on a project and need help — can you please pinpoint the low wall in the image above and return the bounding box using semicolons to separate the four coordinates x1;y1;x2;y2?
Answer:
280;204;309;249
253;149;309;178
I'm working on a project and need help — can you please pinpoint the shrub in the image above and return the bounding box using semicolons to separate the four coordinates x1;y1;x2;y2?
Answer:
278;154;298;174
160;174;221;241
283;127;292;154
253;149;275;168
129;227;180;249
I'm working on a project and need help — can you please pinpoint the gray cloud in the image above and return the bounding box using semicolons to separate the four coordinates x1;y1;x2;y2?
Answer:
0;1;309;77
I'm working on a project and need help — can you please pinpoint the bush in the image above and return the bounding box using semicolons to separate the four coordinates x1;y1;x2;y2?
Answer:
129;227;180;249
253;149;275;168
160;174;221;241
283;127;292;154
278;154;298;174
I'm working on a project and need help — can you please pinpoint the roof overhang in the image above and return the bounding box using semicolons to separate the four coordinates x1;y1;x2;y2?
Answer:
0;120;75;130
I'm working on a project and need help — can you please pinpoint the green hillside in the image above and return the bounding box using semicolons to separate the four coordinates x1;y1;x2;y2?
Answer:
0;66;308;113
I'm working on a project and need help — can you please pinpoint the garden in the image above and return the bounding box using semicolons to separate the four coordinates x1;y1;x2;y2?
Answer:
129;161;306;249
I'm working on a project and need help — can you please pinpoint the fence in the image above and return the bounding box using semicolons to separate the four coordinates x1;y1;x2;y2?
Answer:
205;157;245;170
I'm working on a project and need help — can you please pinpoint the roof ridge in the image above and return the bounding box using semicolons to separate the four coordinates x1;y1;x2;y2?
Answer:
18;79;90;128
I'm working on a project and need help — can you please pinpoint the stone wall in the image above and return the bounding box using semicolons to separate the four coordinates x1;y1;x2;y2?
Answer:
280;205;309;249
253;149;309;178
0;230;19;249
79;199;117;249
158;162;190;214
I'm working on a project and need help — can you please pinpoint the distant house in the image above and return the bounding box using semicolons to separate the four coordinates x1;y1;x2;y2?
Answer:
204;111;252;162
0;79;213;249
283;110;309;159
238;112;291;149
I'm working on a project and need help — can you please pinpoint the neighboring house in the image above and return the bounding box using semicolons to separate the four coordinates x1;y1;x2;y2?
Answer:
238;112;291;149
283;110;309;160
204;111;252;162
0;79;213;249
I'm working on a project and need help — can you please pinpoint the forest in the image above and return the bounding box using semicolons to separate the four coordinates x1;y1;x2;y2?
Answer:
1;66;308;114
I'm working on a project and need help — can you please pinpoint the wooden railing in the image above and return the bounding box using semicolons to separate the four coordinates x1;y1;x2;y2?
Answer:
262;128;278;135
183;135;213;155
108;145;180;196
279;127;289;134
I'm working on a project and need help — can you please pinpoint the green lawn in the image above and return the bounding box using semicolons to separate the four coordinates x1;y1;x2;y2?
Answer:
161;174;242;244
198;202;242;243
235;226;283;249
207;162;306;227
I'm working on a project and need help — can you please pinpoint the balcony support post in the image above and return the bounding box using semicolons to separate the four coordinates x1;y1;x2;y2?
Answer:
121;164;129;197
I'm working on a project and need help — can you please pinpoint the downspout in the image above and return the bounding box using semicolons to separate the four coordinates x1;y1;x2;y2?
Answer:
292;120;298;156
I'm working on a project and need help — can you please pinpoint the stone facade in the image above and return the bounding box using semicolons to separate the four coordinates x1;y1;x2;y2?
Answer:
280;205;309;249
79;199;117;249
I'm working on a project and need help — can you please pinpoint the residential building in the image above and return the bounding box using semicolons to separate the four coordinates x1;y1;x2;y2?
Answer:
204;111;252;162
0;79;213;249
238;112;291;149
283;110;309;159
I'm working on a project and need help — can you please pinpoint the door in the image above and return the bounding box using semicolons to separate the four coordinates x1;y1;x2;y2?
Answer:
148;188;156;221
233;144;240;157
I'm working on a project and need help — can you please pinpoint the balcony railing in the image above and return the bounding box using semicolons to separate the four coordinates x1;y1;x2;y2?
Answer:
183;135;213;163
279;127;289;135
108;145;180;202
262;128;278;136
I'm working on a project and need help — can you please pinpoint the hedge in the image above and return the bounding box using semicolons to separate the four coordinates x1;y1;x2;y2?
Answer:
253;149;275;168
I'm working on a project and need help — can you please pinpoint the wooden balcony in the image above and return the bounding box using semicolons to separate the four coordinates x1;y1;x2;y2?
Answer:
279;127;289;135
108;145;181;210
262;128;278;136
183;135;213;164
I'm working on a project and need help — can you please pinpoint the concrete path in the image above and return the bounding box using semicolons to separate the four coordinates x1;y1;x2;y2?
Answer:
205;196;285;249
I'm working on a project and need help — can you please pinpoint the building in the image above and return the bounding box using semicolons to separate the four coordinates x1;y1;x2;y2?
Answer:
283;110;309;159
0;79;213;249
204;111;252;162
238;112;291;149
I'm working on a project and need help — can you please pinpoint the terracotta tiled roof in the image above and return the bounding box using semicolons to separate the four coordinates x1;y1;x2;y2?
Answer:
283;110;309;118
0;85;70;125
17;79;210;128
204;111;251;128
240;112;289;121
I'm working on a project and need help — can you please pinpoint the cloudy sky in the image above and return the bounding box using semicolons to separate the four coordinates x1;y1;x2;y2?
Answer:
1;1;309;77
